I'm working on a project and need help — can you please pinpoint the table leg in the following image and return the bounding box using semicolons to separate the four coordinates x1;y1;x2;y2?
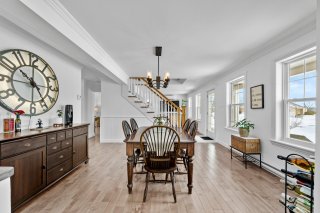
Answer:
245;154;247;169
127;155;134;193
230;147;233;159
259;154;262;168
187;156;194;194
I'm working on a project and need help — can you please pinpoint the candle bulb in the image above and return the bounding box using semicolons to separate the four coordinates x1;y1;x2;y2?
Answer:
147;72;152;79
164;72;170;80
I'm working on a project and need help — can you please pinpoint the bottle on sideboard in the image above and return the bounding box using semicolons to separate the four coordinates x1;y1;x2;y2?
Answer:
277;155;315;171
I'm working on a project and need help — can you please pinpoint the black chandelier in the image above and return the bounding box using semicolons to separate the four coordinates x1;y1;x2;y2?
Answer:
146;46;170;89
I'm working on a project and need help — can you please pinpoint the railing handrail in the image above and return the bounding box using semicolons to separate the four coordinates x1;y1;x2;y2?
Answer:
129;77;182;113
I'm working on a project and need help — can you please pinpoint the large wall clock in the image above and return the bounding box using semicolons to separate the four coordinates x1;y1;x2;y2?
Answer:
0;49;59;116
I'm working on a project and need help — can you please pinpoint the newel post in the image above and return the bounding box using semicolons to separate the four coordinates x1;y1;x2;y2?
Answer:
181;106;186;127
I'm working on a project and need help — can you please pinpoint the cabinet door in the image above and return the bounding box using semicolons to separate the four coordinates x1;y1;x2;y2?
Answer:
0;147;46;208
73;134;88;167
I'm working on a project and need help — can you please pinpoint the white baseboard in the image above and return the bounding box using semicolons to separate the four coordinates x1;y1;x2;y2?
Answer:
100;138;123;143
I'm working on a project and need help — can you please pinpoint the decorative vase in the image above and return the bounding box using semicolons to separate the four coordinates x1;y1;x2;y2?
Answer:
239;128;249;137
15;115;21;132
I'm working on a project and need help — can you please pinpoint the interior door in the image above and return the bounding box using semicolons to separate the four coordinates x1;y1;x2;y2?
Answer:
207;90;215;138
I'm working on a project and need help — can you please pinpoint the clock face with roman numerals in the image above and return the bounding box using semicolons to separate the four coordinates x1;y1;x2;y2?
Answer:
0;49;59;116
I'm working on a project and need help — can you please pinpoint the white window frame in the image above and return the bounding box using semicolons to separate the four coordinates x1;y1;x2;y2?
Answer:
273;46;317;151
195;93;201;121
283;50;316;144
188;97;192;119
228;76;245;128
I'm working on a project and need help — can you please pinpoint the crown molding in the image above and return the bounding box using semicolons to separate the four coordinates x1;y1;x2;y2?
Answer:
20;0;128;84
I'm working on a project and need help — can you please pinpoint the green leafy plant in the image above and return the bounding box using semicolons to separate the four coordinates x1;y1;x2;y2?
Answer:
57;109;63;118
153;115;168;126
234;119;254;130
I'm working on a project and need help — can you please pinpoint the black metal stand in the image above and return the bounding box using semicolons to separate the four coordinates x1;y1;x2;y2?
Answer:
279;154;314;213
230;146;262;169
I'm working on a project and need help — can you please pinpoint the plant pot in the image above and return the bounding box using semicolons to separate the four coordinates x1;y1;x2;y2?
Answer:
54;117;63;124
239;128;249;137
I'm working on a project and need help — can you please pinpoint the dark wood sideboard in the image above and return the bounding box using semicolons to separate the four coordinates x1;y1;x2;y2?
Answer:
0;123;89;211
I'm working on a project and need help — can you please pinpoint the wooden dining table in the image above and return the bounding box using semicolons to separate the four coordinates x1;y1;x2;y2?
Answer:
124;126;196;194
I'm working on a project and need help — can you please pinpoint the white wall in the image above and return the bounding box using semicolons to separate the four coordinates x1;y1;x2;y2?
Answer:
100;80;152;143
188;29;316;172
0;17;82;132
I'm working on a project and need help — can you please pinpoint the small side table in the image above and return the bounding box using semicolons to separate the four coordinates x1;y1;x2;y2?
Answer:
230;134;261;169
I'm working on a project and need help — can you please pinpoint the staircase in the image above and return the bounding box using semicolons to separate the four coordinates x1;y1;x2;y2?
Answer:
127;77;185;127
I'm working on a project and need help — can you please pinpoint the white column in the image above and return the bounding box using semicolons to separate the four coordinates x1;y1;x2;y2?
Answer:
314;3;320;209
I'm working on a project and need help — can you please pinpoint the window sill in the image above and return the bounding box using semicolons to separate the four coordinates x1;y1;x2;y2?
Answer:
224;127;238;132
270;139;315;153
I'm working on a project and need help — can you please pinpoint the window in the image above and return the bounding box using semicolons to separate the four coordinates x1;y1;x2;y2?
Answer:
207;90;215;132
195;94;201;120
229;77;245;127
283;51;316;143
188;97;192;118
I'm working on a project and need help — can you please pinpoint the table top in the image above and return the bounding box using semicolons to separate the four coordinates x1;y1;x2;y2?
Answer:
125;126;196;143
0;123;89;143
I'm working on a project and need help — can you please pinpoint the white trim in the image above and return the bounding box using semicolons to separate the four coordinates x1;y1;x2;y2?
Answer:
100;139;123;143
20;0;128;84
224;127;238;133
100;116;147;118
270;139;315;153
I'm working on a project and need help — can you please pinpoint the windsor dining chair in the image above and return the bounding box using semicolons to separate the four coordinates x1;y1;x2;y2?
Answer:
140;126;180;202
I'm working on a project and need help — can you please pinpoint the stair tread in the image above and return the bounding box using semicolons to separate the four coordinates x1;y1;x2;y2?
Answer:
147;111;155;113
128;95;136;98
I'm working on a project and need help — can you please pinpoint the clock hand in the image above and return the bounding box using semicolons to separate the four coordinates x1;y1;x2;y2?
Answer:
34;82;48;108
19;69;32;82
19;69;38;88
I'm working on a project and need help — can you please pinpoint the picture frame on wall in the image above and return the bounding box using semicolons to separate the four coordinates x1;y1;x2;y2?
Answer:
250;84;264;109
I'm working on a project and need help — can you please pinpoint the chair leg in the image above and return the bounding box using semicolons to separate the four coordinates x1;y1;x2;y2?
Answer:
152;173;155;181
165;173;168;183
170;172;177;203
143;172;150;202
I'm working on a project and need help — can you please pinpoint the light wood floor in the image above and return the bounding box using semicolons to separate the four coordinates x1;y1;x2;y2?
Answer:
17;136;283;213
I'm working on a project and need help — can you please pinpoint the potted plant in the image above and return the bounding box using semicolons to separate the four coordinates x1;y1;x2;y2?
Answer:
234;119;254;137
153;115;168;126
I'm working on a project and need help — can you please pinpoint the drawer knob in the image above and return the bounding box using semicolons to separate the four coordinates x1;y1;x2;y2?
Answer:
66;142;69;145
50;137;55;140
24;143;31;147
59;155;64;159
59;168;64;172
52;146;57;150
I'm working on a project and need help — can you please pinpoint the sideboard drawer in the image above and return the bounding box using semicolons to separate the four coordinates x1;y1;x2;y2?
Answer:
47;133;57;144
47;159;72;184
61;139;72;149
47;147;72;169
66;130;73;139
1;136;46;159
57;131;66;141
47;142;61;155
73;126;88;137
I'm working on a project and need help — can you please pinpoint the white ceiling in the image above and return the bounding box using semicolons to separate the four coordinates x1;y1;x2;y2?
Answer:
59;0;316;94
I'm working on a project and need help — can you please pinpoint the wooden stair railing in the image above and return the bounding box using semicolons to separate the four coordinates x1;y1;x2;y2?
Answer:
128;77;185;127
